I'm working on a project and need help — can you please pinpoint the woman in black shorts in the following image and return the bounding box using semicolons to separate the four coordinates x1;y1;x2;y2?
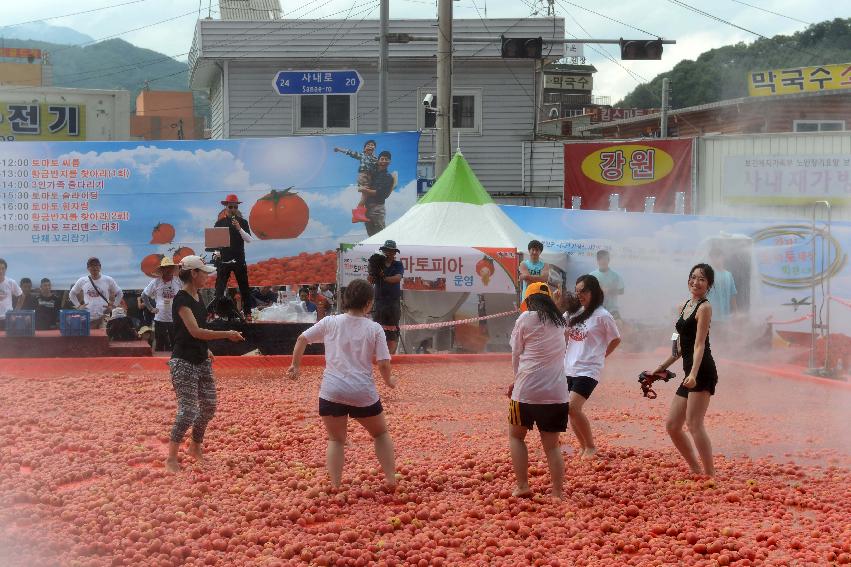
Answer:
651;263;717;478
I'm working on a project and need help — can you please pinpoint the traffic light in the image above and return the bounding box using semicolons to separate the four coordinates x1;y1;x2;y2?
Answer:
619;39;663;60
501;36;543;59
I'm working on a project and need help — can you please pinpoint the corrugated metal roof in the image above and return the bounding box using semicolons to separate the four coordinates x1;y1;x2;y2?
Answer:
189;17;564;88
579;88;851;132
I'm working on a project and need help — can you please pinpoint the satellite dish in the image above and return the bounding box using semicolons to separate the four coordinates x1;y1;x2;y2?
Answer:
548;107;559;119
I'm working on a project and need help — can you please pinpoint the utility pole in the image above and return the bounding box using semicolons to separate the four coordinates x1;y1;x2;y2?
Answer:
378;0;389;132
660;77;670;137
436;0;452;176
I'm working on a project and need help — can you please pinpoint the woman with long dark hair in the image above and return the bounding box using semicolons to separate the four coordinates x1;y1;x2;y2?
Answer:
563;275;621;459
650;263;717;478
508;282;568;500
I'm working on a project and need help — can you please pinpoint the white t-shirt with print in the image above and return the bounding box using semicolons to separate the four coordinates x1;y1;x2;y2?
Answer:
143;277;183;323
510;311;568;404
564;307;621;381
302;313;391;407
0;278;23;320
70;275;123;320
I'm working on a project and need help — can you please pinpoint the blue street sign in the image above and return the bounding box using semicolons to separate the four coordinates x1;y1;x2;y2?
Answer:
273;70;364;95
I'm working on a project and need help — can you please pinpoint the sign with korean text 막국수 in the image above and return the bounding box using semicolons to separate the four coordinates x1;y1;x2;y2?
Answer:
340;244;519;294
722;155;851;204
273;70;363;95
564;139;694;213
584;107;661;123
543;74;592;91
747;62;851;97
0;102;84;141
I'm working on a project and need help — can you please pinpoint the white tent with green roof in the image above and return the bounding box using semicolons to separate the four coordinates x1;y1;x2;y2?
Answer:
358;152;532;353
360;151;530;249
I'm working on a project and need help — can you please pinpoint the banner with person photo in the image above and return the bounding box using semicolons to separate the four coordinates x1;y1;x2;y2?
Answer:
341;244;519;294
0;132;419;289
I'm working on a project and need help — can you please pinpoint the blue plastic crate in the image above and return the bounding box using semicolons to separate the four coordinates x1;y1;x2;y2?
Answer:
59;309;90;337
5;310;36;337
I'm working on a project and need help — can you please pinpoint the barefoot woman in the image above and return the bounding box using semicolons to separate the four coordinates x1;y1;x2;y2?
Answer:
508;282;568;500
165;256;244;472
651;263;717;478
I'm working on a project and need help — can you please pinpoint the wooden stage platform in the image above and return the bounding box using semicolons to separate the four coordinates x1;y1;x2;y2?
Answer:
0;329;152;358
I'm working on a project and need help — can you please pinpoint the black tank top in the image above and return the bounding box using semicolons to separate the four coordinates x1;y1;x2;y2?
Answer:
675;298;717;379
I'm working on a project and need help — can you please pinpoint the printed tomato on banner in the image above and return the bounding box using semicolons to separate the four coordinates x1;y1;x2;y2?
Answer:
0;132;420;288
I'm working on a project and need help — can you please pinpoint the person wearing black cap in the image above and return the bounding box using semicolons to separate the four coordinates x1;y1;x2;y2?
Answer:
213;194;253;319
370;239;404;353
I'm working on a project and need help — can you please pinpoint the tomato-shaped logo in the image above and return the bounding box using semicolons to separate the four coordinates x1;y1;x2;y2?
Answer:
249;187;309;240
580;144;675;187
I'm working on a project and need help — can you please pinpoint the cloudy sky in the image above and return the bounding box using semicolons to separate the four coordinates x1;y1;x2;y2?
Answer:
1;0;847;101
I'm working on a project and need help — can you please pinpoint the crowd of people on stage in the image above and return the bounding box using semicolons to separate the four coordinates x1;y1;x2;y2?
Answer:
0;254;337;343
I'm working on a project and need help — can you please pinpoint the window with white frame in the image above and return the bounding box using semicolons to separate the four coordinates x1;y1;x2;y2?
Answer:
295;95;355;132
793;120;845;133
418;88;482;134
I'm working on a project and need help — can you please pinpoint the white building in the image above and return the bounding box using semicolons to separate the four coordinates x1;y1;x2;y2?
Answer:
188;15;565;204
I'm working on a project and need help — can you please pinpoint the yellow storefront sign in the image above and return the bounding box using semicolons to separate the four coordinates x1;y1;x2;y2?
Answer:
747;62;851;97
0;102;85;141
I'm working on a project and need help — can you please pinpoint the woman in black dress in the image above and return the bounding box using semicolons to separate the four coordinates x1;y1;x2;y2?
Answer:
651;263;717;478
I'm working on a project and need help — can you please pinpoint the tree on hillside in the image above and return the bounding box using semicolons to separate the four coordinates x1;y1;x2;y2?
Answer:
617;18;851;109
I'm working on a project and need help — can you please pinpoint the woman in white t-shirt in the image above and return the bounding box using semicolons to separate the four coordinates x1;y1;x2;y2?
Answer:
508;282;568;500
564;274;621;460
142;256;183;351
287;279;398;489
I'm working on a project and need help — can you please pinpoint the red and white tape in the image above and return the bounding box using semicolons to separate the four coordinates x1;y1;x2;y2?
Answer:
767;313;813;325
382;309;519;332
829;296;851;309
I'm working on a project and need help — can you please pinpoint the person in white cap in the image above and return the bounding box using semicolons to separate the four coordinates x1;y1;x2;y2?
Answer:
141;256;183;352
165;255;245;473
69;257;123;329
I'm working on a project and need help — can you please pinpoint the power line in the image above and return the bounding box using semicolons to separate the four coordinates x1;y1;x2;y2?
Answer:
665;0;822;61
729;0;812;26
556;0;659;38
0;0;150;29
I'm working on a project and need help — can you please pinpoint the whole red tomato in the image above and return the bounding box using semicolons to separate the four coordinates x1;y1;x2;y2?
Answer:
249;188;309;240
150;222;176;244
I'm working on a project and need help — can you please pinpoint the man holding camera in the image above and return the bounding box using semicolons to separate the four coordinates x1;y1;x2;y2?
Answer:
370;239;404;354
214;194;253;319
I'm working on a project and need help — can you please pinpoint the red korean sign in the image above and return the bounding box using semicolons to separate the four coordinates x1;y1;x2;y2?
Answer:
564;139;694;213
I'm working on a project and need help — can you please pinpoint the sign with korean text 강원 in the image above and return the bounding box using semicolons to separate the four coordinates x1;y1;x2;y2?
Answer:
0;103;84;141
748;62;851;97
722;155;851;204
341;244;519;294
585;107;661;123
0;131;420;288
274;70;363;95
564;139;694;213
